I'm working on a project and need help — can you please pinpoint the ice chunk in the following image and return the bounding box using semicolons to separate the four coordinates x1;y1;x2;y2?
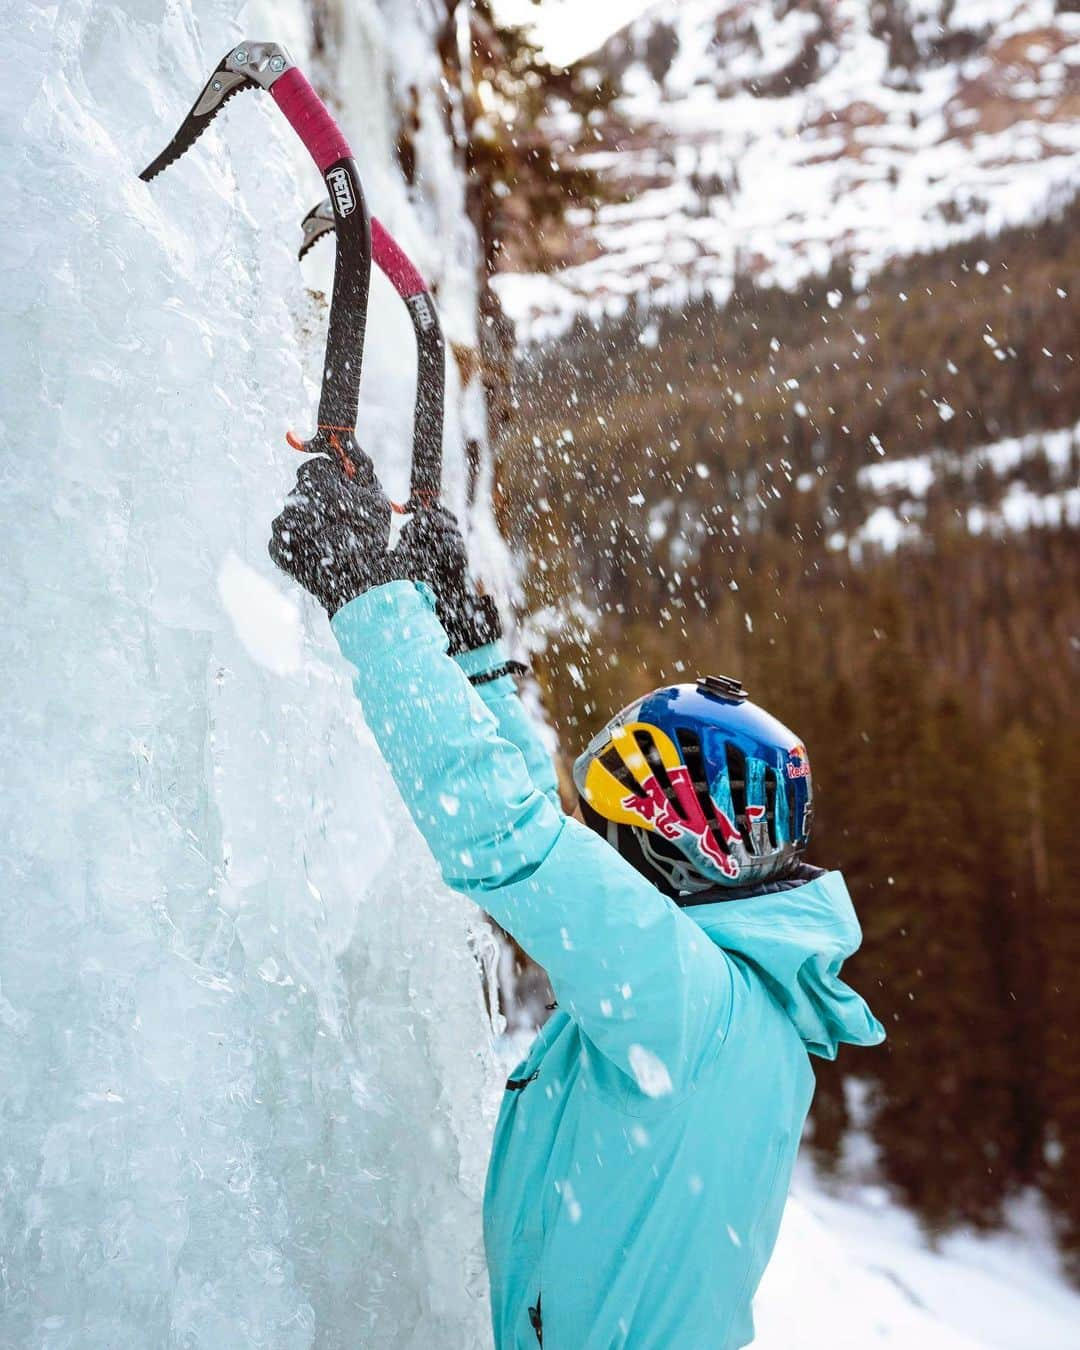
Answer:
218;553;303;676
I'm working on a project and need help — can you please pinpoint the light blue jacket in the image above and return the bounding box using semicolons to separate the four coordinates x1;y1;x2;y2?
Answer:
332;582;884;1350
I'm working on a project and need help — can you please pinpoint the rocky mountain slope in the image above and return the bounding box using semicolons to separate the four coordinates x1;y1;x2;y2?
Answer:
496;0;1080;338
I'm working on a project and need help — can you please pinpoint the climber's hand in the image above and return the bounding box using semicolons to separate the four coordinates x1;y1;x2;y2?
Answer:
392;507;501;655
269;453;393;616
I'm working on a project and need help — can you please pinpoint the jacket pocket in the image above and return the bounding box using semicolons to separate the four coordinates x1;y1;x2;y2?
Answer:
528;1293;542;1345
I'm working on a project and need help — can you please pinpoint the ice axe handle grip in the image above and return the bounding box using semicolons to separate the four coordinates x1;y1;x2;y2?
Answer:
371;219;427;299
270;68;351;172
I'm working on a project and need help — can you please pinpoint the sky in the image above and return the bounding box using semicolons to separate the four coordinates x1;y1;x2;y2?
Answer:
492;0;657;66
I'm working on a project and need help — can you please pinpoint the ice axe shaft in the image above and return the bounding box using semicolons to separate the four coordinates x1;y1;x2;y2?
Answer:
140;41;372;461
301;203;445;511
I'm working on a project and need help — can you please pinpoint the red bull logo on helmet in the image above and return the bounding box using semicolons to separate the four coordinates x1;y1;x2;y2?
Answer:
620;773;683;840
786;744;811;780
620;770;764;881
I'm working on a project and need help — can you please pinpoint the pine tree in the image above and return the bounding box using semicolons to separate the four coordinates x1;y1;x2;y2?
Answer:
803;677;864;1169
1041;724;1080;1276
983;722;1049;1187
840;599;1014;1228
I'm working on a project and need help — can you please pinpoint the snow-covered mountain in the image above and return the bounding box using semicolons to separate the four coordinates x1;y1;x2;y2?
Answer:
496;0;1080;338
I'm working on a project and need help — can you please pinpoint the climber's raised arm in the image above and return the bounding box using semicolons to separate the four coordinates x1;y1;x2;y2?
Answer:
394;507;562;811
268;459;733;1092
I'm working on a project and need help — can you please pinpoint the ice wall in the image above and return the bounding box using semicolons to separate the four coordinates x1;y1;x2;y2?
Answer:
0;2;499;1345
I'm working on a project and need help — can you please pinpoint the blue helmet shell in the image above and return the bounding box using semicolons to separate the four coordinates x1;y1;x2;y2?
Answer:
573;676;813;894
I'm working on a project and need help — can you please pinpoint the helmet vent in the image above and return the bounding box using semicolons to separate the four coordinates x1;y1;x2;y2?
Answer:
675;727;724;830
763;767;779;848
724;742;753;851
632;730;686;819
599;746;636;790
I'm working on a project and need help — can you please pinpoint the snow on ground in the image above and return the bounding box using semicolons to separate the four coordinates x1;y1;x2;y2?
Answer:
496;0;1080;341
757;1191;983;1349
761;1163;1080;1350
756;1166;1080;1344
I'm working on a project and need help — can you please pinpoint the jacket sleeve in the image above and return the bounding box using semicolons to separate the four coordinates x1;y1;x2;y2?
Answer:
454;640;561;811
331;581;732;1094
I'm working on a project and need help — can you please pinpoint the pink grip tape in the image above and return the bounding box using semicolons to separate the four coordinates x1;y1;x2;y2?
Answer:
371;218;428;299
270;67;351;173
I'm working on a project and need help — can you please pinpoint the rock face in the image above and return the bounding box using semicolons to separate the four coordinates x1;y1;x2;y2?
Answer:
496;0;1080;338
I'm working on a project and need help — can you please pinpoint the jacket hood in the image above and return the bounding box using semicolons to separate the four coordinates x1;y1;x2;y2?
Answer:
688;870;885;1059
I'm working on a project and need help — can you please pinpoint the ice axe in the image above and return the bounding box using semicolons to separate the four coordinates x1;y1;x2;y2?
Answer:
140;41;416;484
299;201;445;512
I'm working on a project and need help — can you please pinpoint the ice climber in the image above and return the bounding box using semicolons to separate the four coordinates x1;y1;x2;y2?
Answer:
269;457;885;1349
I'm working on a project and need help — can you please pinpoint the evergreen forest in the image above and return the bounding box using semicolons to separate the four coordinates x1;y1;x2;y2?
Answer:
498;201;1080;1272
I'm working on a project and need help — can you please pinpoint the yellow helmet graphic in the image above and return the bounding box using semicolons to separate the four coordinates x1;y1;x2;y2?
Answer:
573;678;812;894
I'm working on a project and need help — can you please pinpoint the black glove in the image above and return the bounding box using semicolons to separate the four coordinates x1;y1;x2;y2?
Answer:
392;507;502;655
268;453;393;616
